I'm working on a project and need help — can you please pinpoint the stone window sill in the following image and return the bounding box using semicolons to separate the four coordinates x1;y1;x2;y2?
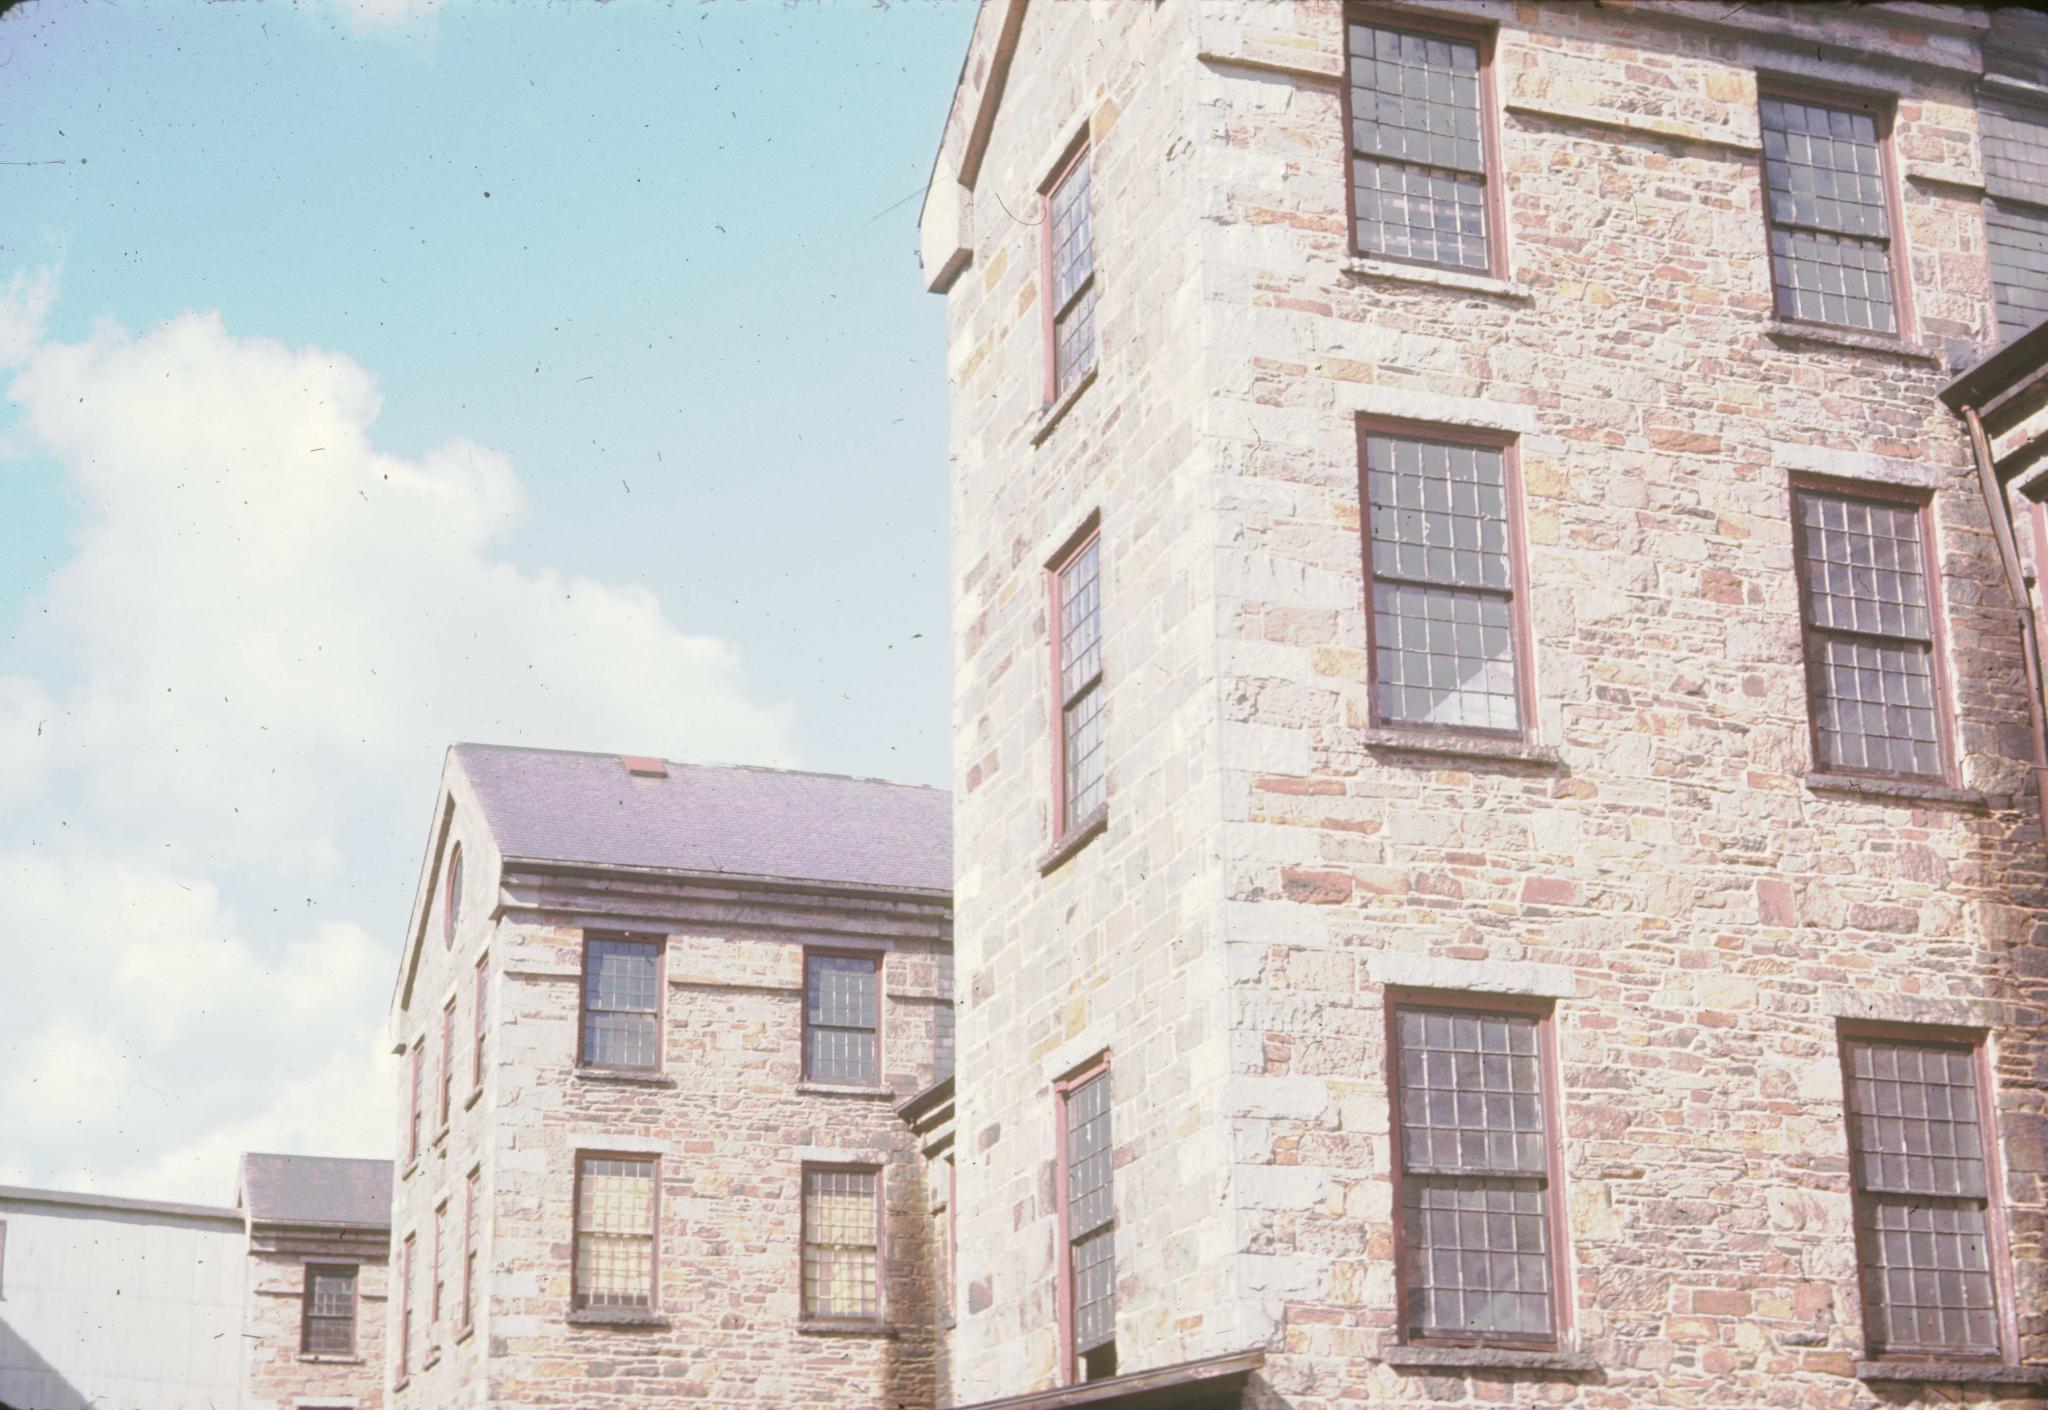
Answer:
1039;806;1109;875
796;1081;896;1099
1341;255;1532;301
432;1126;449;1152
1360;728;1562;768
402;1159;419;1182
1804;772;1992;809
454;1323;475;1345
566;1308;671;1329
297;1354;364;1365
573;1066;678;1088
1030;367;1098;447
422;1349;441;1371
1857;1360;2048;1388
463;1086;484;1112
1382;1344;1598;1373
798;1319;899;1338
1764;319;1944;365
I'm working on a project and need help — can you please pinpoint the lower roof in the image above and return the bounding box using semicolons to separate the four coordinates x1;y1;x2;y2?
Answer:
956;1351;1264;1410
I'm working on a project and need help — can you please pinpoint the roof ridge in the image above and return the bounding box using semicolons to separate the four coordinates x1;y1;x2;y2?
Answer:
451;740;948;793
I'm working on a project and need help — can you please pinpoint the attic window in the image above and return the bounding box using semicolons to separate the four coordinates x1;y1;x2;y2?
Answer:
443;843;463;947
622;755;668;778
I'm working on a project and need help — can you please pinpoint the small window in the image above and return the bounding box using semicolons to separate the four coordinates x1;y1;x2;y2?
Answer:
438;999;455;1129
1981;98;2048;343
805;952;880;1086
1841;1033;2008;1358
1759;92;1901;334
462;1168;480;1332
301;1263;357;1355
1790;484;1948;779
573;1154;658;1311
1059;1060;1116;1382
443;842;463;946
1345;19;1494;272
399;1233;415;1374
1360;426;1526;735
407;1039;424;1166
1392;1001;1563;1345
580;935;663;1071
472;953;489;1093
1044;145;1097;401
1051;530;1105;837
802;1166;881;1322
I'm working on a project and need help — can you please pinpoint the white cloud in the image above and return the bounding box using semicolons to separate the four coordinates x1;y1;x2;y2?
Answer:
325;0;442;36
0;266;57;369
0;303;797;1202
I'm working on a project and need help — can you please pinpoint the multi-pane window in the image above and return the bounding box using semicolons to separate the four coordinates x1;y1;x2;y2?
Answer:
1393;1004;1559;1344
1061;1065;1116;1381
1981;99;2048;343
1841;1035;2005;1358
805;952;880;1085
1045;146;1097;399
1053;532;1105;835
1759;93;1899;334
1346;21;1492;272
580;935;662;1070
1362;429;1523;734
431;1202;446;1333
472;953;488;1092
300;1264;357;1355
399;1234;415;1374
462;1168;479;1331
573;1154;658;1311
407;1039;423;1165
438;999;455;1128
802;1167;881;1322
1791;485;1946;779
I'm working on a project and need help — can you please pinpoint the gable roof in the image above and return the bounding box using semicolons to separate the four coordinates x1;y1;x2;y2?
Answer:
453;743;952;895
239;1153;392;1229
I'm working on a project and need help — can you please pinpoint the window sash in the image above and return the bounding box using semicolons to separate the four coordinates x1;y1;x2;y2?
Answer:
407;1041;423;1163
574;1155;658;1310
1060;1067;1115;1366
1046;147;1098;398
472;955;488;1090
462;1171;479;1329
580;937;663;1070
438;1001;455;1126
301;1265;357;1355
1758;93;1898;333
399;1236;415;1372
802;1167;881;1321
1053;533;1105;835
1345;20;1492;273
431;1205;446;1324
805;953;880;1085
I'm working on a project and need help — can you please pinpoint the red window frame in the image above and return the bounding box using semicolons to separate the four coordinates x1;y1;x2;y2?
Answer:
406;1038;424;1167
1836;1021;2020;1364
398;1232;415;1376
577;932;666;1073
571;1150;661;1312
461;1167;479;1333
299;1262;358;1356
430;1199;447;1337
1040;136;1097;404
1054;1051;1115;1385
471;952;488;1094
442;842;462;946
438;999;455;1130
799;1162;887;1324
1338;5;1507;279
1355;415;1535;740
1047;516;1107;847
1755;80;1915;337
1385;989;1571;1351
1787;474;1956;784
801;948;883;1086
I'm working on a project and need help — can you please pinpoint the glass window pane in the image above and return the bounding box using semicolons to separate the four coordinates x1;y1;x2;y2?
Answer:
574;1156;656;1310
1401;1176;1554;1340
1065;1071;1115;1352
1347;21;1490;270
806;954;880;1085
803;1168;880;1320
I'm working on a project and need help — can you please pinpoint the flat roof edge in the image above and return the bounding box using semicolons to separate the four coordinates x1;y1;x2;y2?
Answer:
0;1183;245;1225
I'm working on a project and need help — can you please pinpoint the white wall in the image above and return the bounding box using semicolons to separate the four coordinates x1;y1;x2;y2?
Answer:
0;1193;244;1410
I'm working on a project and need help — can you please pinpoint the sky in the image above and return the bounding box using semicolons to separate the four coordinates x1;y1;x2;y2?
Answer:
0;0;974;1205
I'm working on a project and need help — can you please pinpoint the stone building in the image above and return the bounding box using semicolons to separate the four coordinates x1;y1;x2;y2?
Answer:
918;3;2048;1409
381;743;952;1410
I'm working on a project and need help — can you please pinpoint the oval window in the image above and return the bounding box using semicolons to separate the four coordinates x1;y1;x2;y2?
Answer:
444;843;464;945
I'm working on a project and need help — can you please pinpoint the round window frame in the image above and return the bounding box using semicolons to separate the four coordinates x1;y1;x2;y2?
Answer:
443;843;464;946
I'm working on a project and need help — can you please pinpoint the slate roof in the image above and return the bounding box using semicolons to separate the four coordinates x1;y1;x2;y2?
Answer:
453;743;952;894
240;1153;393;1228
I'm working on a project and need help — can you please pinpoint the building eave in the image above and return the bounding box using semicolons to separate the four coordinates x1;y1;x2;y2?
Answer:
0;1183;245;1227
955;1350;1265;1410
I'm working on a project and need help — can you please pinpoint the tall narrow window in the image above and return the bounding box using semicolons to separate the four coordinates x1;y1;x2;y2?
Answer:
1841;1033;2007;1358
301;1264;357;1355
443;842;463;945
1790;483;1948;779
1345;19;1493;272
1361;426;1524;735
438;999;455;1129
471;953;488;1092
1392;1001;1562;1345
1051;529;1105;837
407;1038;424;1165
462;1168;479;1332
1043;145;1097;400
1760;92;1901;334
802;1166;881;1322
805;952;880;1086
573;1154;658;1311
580;935;662;1071
1981;98;2048;343
1059;1060;1116;1382
431;1201;447;1334
399;1233;415;1375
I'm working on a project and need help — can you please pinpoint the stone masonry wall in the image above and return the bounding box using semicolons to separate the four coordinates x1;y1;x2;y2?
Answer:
243;1234;389;1410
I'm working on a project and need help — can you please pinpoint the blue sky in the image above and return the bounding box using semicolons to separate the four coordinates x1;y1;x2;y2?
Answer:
0;0;973;1200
